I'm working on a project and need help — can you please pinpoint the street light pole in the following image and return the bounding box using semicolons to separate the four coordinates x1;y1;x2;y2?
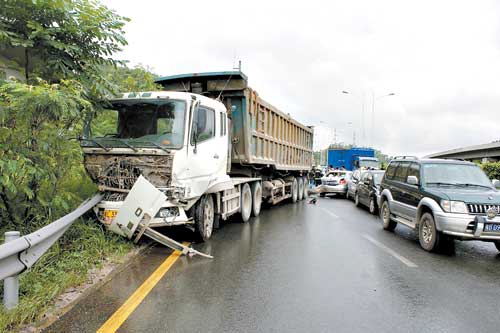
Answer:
371;91;395;145
342;91;365;145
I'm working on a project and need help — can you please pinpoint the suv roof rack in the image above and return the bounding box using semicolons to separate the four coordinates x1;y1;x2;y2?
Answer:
392;155;419;160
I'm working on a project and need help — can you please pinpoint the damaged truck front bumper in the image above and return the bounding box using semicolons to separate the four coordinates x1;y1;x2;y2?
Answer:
94;200;191;229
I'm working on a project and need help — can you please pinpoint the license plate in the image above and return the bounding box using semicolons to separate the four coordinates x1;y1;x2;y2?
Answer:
103;209;118;225
484;223;500;232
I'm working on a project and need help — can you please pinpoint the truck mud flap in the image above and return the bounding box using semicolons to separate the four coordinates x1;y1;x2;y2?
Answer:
108;175;213;259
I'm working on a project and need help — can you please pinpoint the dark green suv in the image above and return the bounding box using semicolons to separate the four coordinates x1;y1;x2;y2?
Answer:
379;157;500;252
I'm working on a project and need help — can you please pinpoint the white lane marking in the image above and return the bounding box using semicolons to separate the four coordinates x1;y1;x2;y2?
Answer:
362;234;418;268
320;207;339;219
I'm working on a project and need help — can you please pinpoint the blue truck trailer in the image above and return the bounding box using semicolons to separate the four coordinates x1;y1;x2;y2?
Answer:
324;147;379;171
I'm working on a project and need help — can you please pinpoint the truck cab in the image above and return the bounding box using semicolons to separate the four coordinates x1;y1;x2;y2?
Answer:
81;91;232;232
353;156;380;170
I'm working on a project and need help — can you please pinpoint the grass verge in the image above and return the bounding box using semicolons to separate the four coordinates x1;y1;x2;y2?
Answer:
0;219;133;333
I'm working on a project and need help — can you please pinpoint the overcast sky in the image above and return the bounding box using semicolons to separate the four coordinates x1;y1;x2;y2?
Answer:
102;0;500;157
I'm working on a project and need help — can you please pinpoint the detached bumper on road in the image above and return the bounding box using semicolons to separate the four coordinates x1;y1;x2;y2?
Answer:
435;212;500;241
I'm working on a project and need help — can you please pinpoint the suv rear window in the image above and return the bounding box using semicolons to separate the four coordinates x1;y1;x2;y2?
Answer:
394;162;410;182
385;162;399;180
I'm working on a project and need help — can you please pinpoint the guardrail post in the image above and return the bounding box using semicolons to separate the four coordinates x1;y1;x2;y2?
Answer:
3;231;20;310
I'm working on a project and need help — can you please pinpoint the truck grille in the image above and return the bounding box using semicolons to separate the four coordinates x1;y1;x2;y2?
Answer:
467;204;500;215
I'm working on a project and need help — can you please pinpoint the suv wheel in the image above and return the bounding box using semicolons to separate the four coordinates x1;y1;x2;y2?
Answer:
381;201;396;231
369;197;377;215
494;241;500;252
418;212;442;252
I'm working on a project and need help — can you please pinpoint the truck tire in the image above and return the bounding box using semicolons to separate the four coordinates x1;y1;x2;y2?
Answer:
251;181;262;217
418;212;442;252
194;194;215;242
298;177;304;201
240;183;252;222
291;178;298;203
381;201;397;231
302;177;309;199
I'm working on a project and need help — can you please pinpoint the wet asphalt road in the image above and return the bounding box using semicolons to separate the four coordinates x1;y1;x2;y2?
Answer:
45;196;500;333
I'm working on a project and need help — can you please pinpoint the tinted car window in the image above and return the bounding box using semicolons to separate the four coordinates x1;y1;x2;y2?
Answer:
385;162;399;180
394;162;410;182
422;163;492;187
406;163;420;183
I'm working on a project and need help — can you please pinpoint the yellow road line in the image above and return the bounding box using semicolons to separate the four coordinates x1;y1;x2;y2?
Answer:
97;243;189;333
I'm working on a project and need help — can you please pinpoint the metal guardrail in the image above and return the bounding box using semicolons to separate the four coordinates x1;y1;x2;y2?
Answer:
0;194;103;309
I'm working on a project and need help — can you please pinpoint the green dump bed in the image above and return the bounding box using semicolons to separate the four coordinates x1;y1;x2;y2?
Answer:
156;71;314;172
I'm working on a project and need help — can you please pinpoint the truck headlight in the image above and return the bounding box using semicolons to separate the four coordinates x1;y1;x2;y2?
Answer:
441;200;468;214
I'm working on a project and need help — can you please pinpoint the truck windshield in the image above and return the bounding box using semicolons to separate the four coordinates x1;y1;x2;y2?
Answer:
359;160;379;169
423;163;492;188
83;99;187;149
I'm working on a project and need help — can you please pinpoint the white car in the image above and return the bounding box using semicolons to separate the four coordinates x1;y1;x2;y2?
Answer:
318;171;353;198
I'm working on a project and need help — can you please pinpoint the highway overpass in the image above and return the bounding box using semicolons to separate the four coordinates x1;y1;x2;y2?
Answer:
427;141;500;161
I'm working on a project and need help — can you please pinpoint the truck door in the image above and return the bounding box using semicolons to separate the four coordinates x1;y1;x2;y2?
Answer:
188;104;227;197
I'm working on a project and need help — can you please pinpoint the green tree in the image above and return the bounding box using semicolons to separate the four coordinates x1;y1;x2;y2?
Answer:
0;0;129;96
102;64;162;92
0;0;130;228
0;79;93;230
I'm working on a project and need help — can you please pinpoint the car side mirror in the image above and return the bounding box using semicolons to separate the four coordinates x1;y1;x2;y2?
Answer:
492;179;500;189
407;175;419;185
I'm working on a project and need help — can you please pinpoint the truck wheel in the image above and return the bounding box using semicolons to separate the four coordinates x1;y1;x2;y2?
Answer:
194;194;215;242
251;181;262;217
381;201;397;231
291;178;298;203
302;177;309;199
298;177;304;201
418;212;442;252
240;183;252;222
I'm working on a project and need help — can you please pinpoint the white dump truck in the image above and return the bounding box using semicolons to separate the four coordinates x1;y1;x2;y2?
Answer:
81;71;313;255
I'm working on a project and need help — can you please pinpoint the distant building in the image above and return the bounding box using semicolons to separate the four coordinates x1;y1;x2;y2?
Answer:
426;141;500;162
